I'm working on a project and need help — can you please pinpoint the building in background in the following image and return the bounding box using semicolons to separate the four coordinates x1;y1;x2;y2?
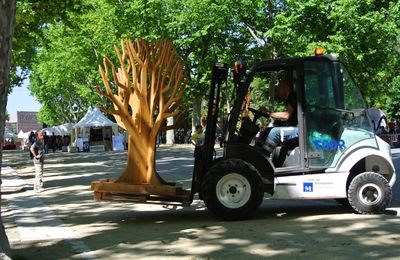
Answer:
7;111;42;133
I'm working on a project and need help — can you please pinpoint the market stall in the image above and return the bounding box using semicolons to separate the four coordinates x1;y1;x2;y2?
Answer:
73;107;119;151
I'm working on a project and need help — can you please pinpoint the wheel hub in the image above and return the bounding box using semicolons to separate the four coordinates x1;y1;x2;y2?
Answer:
216;173;251;209
229;186;237;194
359;183;382;205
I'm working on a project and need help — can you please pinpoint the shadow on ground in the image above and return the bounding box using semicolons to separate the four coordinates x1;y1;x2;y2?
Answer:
2;146;400;259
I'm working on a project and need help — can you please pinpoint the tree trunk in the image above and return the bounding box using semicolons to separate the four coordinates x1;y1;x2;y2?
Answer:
192;96;202;132
0;0;16;256
117;135;162;185
166;117;175;145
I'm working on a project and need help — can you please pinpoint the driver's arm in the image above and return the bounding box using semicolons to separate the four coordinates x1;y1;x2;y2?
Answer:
270;103;293;121
270;111;290;120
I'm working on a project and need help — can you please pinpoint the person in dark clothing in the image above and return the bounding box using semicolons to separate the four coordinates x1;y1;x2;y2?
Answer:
28;131;36;145
28;131;36;159
258;80;298;156
43;132;49;153
50;132;56;152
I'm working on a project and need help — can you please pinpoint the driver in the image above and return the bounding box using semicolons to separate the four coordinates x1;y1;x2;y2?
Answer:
258;80;298;156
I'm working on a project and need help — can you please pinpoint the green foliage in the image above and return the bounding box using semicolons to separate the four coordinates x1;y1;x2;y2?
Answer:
384;76;400;120
23;0;400;125
12;0;83;86
30;0;116;125
268;0;400;107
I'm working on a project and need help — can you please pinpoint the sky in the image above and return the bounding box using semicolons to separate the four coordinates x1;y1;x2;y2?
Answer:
6;79;41;117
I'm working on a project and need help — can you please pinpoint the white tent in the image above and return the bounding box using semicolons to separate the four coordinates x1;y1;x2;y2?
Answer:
15;130;35;150
42;122;74;136
73;107;117;129
17;130;28;139
72;107;118;151
42;126;63;136
59;123;74;135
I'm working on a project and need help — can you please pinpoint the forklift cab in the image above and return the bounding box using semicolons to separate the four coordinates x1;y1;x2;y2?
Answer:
197;53;395;220
227;55;377;170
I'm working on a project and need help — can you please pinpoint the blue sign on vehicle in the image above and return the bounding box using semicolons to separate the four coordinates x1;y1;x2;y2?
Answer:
303;182;313;192
312;139;345;151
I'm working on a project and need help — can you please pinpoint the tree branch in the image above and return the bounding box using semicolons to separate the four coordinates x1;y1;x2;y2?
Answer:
246;25;265;46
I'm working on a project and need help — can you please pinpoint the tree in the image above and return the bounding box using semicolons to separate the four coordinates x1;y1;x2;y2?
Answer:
30;0;258;131
30;23;104;125
0;0;16;255
384;76;400;120
2;1;84;251
267;0;400;106
27;0;400;127
29;0;119;125
10;0;83;88
97;38;188;184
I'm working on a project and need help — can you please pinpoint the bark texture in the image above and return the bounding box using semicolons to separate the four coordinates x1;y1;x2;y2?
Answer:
0;0;16;256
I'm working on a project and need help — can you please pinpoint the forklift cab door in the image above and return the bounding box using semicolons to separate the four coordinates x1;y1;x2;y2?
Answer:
304;60;377;168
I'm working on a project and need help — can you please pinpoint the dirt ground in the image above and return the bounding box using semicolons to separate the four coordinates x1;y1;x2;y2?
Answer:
1;146;400;260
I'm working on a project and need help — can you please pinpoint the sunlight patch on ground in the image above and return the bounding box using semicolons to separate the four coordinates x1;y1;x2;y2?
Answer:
328;222;381;234
243;243;300;257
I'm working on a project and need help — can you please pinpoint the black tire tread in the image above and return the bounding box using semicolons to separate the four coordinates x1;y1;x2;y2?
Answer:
202;159;264;220
348;172;392;214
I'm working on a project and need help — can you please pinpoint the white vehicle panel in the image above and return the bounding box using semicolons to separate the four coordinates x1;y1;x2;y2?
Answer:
272;172;348;199
326;136;396;187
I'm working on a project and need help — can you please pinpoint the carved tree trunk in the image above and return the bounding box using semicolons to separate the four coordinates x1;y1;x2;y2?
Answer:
120;134;160;184
97;38;187;185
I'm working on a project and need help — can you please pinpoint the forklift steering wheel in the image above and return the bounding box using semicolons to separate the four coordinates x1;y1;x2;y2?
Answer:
248;107;270;122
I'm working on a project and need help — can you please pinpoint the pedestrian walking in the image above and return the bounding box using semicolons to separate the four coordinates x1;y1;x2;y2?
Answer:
30;130;45;192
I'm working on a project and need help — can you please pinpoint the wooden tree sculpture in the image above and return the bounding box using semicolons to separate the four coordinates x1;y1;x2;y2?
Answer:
96;38;188;187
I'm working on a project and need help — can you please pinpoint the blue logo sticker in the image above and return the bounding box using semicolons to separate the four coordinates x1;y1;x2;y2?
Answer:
303;182;313;192
312;139;345;151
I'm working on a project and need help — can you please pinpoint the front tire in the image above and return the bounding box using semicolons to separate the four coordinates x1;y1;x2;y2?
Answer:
348;172;392;214
201;159;264;220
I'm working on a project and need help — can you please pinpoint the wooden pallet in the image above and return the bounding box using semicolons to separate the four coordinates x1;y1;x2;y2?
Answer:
91;179;191;207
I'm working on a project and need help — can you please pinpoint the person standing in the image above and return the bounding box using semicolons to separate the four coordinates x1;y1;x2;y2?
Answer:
190;125;205;158
43;132;49;154
28;131;36;145
30;130;45;192
28;131;36;159
50;132;56;152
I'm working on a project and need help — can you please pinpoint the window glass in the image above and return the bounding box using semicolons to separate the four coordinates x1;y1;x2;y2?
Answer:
304;61;376;168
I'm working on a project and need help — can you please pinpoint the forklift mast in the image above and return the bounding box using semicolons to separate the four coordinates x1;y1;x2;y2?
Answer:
191;62;228;197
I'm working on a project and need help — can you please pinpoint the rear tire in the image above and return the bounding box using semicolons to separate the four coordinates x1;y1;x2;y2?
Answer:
201;159;264;220
348;172;392;214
